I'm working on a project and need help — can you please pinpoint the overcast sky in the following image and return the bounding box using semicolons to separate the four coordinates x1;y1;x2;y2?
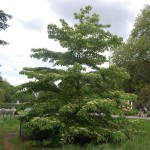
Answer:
0;0;149;86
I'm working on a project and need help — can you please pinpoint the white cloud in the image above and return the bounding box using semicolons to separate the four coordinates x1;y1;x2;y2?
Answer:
0;0;149;86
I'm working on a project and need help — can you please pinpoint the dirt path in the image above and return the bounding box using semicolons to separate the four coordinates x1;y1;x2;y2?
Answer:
113;115;150;120
4;132;18;150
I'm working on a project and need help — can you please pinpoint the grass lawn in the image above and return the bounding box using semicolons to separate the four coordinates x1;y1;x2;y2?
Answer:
1;117;150;150
0;117;19;150
0;117;31;150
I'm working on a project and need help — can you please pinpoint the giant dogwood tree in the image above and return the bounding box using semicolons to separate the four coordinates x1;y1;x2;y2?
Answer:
19;6;136;147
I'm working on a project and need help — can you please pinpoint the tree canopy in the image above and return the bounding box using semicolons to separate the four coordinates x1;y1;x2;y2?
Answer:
31;5;122;70
110;5;150;93
0;10;13;104
0;10;12;45
0;78;14;104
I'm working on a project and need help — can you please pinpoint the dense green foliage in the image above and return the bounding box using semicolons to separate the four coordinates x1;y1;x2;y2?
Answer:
31;5;122;70
17;114;150;150
136;85;150;110
110;5;150;109
10;90;36;103
2;117;150;150
0;10;13;104
0;78;15;104
19;6;137;147
110;5;150;93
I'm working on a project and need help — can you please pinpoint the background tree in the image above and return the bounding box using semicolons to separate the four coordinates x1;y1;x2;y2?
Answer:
10;91;36;103
110;5;150;94
135;85;150;109
0;10;12;45
0;78;14;104
0;11;12;88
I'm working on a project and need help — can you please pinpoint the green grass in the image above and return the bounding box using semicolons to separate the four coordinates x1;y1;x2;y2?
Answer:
1;118;150;150
0;117;31;150
0;117;19;150
84;119;150;150
11;136;33;150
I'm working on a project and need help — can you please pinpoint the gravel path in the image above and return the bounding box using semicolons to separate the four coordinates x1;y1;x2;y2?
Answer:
126;116;150;120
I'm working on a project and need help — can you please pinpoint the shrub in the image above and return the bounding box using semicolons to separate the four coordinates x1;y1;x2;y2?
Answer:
22;98;135;147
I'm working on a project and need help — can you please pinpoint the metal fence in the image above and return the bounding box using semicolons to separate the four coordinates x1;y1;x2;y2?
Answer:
20;116;27;139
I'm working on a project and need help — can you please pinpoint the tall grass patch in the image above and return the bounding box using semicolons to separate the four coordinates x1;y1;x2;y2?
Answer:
0;117;19;150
